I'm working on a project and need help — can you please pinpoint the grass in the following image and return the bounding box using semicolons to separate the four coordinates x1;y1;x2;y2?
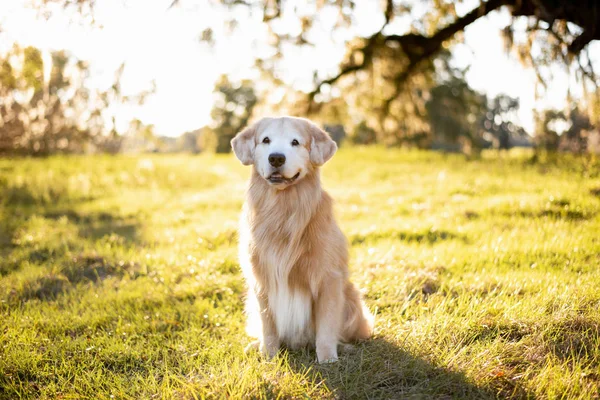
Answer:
0;148;599;399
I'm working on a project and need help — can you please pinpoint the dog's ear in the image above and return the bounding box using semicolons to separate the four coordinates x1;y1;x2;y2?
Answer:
307;122;337;166
231;123;257;165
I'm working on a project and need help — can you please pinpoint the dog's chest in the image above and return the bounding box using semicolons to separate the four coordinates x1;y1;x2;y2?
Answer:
248;210;315;344
268;284;313;344
262;246;313;343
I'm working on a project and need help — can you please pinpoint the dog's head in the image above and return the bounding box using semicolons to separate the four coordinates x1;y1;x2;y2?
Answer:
231;117;337;189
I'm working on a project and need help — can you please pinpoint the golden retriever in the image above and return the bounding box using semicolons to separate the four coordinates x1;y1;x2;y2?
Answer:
231;116;373;363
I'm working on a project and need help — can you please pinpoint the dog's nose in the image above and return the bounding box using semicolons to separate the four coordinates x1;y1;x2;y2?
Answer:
268;153;286;167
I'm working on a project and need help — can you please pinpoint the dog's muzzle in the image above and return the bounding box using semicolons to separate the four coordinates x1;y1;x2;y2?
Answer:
267;171;300;184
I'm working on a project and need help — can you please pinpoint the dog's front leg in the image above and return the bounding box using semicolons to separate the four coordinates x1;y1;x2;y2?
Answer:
315;279;343;363
256;290;280;359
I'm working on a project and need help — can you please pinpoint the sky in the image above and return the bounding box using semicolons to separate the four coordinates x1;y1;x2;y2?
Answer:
0;0;598;136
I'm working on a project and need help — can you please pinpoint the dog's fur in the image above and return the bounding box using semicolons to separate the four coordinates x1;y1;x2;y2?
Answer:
231;116;373;363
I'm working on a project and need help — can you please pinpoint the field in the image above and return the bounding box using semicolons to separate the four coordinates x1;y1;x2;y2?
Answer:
1;148;599;399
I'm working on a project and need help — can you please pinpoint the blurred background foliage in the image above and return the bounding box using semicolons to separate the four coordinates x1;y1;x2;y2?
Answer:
0;44;155;155
0;0;599;156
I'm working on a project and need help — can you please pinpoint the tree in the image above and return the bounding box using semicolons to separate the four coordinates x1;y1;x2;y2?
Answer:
177;130;201;153
0;46;94;154
556;107;593;153
533;107;596;153
588;93;600;127
425;77;487;149
196;126;218;153
210;75;257;153
0;45;153;155
479;94;527;150
201;0;598;147
351;121;377;145
534;109;564;151
299;0;600;111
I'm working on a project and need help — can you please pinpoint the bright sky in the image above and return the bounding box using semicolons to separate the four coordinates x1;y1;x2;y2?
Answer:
0;0;598;136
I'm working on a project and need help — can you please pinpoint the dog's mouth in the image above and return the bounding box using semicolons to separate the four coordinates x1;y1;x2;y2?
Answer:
267;171;300;185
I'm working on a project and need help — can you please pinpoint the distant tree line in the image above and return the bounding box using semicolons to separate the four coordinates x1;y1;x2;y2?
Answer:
196;72;598;155
1;43;597;156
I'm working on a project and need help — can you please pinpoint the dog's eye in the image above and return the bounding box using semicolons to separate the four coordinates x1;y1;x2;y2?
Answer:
262;137;270;144
291;139;299;146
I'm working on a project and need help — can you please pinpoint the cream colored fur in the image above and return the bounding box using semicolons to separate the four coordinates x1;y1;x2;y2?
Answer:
231;116;373;363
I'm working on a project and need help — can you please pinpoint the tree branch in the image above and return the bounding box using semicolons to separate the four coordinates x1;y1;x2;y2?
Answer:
307;0;506;111
509;0;600;54
307;0;600;112
307;32;380;112
384;0;506;63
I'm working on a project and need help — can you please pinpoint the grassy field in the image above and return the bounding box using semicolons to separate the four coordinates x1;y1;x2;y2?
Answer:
1;148;599;399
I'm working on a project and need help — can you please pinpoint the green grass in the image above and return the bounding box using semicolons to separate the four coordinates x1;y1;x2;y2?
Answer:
1;148;599;399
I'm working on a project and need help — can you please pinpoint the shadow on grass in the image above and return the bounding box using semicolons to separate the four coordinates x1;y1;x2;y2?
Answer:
496;201;596;221
12;255;143;302
544;316;600;363
509;209;593;221
43;209;141;243
283;337;503;399
351;229;468;246
1;203;145;305
0;205;142;278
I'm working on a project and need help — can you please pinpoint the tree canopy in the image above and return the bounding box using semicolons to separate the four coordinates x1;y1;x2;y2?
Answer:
179;0;600;112
193;0;599;149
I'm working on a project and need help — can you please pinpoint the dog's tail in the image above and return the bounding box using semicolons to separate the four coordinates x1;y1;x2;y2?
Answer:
341;282;374;342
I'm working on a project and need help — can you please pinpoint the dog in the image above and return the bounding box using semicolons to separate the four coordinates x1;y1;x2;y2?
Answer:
231;116;373;363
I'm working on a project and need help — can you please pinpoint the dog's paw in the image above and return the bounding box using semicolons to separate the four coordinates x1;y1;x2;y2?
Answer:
244;340;261;354
318;356;338;364
259;336;280;359
316;344;338;364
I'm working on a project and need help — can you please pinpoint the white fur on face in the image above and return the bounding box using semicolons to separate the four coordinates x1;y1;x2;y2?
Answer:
254;118;310;188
